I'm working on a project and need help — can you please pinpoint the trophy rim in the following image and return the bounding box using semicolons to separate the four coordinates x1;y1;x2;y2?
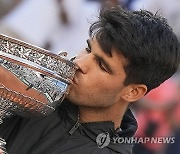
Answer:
0;33;78;69
0;33;79;83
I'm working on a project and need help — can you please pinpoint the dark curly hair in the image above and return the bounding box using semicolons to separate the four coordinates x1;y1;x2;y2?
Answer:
89;6;180;92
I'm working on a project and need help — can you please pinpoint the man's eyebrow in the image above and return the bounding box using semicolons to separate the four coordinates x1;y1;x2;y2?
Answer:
94;54;113;74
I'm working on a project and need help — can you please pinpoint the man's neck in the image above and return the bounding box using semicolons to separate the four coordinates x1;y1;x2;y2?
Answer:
79;102;128;129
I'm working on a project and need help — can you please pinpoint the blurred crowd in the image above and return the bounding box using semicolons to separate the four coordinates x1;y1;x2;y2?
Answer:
0;0;179;154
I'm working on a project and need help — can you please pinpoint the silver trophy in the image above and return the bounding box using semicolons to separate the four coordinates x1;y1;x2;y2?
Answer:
0;34;78;153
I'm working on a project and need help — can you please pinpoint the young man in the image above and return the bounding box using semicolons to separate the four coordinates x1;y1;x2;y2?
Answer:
0;5;180;154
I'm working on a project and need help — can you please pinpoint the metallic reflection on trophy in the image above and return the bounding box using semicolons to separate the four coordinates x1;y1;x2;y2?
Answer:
0;34;78;153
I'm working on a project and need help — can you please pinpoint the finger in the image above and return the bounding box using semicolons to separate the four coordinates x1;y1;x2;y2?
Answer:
0;149;3;154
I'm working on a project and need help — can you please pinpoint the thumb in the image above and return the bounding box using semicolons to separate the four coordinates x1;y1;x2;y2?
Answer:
0;149;3;154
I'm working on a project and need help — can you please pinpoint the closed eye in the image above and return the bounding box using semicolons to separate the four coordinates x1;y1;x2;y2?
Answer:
85;39;113;74
95;56;112;74
98;60;108;72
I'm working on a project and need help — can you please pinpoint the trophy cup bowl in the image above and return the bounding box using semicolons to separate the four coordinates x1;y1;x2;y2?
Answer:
0;34;78;153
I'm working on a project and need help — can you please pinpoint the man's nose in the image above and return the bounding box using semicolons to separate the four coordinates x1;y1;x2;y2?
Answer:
74;54;90;74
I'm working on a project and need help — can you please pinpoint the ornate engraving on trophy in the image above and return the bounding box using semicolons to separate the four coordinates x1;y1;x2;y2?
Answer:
0;37;76;80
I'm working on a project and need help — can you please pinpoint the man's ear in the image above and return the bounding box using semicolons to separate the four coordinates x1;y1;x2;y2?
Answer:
121;84;147;102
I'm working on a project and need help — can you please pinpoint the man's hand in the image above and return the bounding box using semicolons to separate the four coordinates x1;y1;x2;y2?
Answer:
0;148;7;154
0;149;3;154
